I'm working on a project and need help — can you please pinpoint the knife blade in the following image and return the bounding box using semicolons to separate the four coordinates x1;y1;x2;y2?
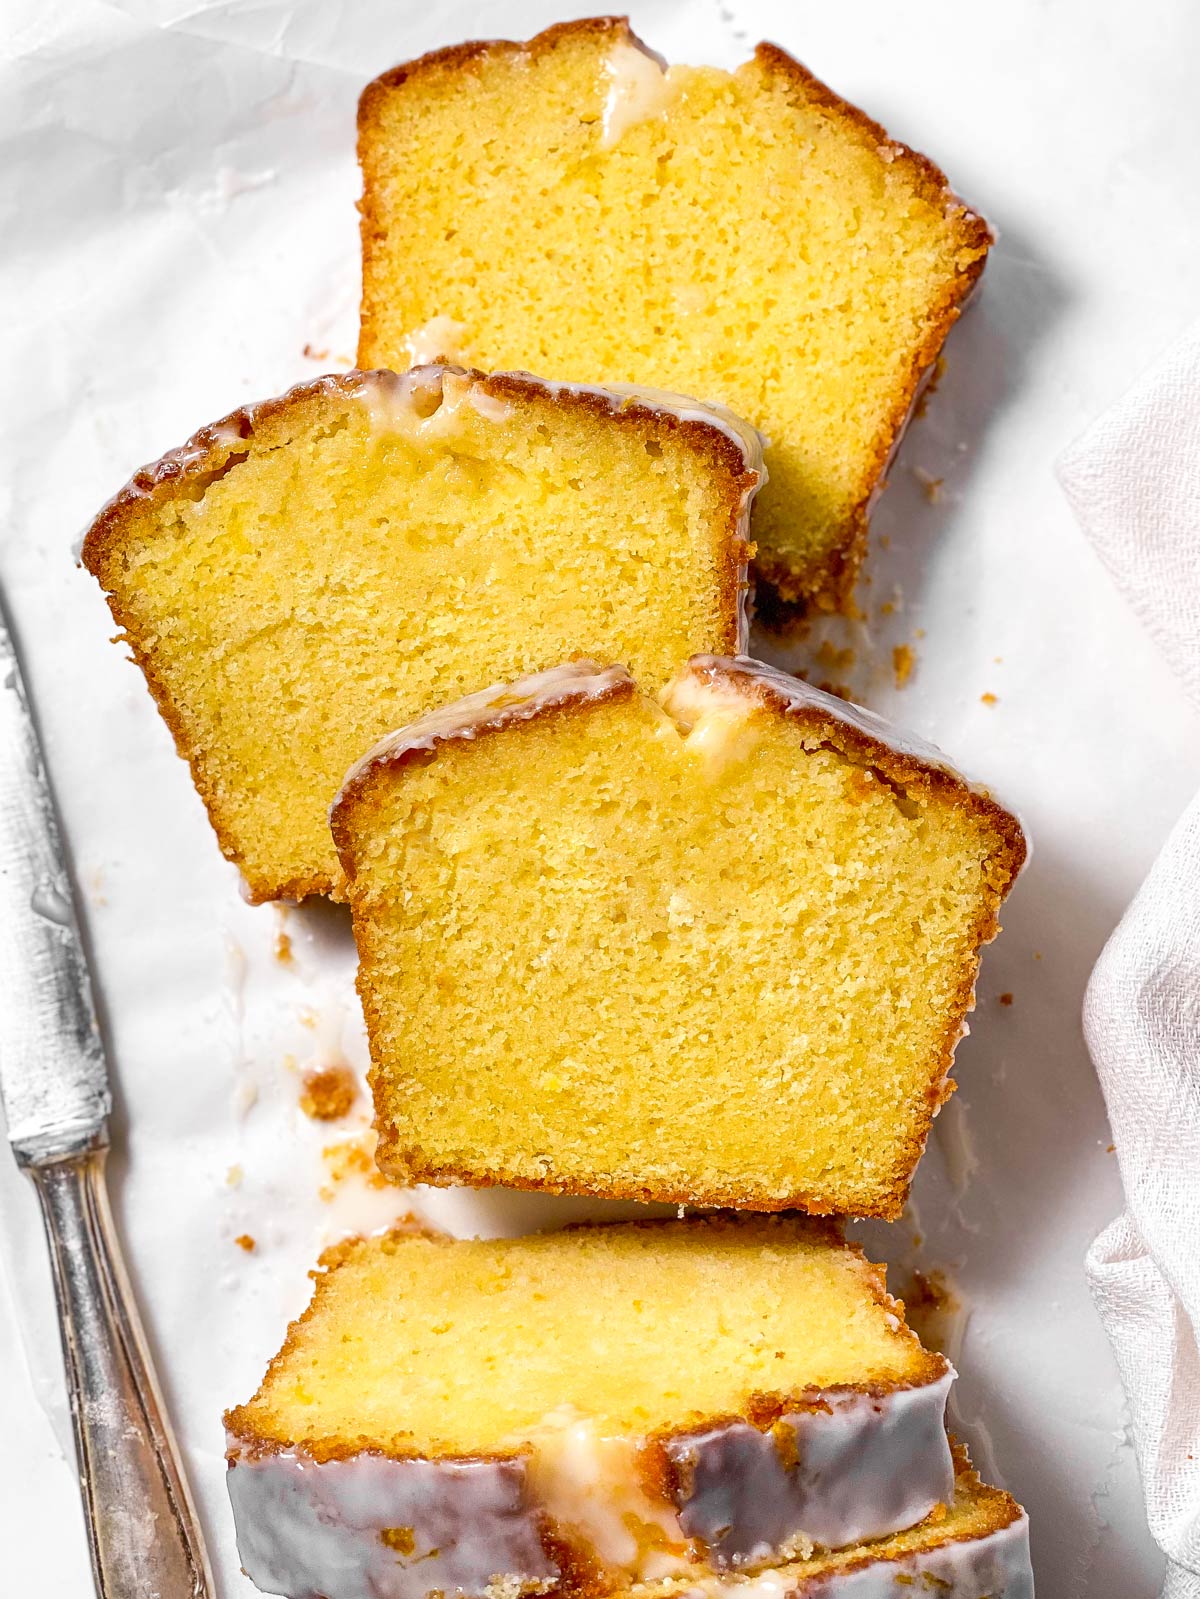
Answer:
0;603;110;1165
0;594;213;1596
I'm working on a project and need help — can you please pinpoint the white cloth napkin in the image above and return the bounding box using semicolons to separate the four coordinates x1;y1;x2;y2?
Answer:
1058;327;1200;1599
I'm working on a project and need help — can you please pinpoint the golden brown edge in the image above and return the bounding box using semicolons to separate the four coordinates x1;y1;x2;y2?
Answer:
356;17;992;614
223;1212;946;1464
81;365;753;903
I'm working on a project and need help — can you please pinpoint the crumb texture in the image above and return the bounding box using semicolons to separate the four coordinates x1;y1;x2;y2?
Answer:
359;22;989;604
226;1216;935;1456
336;667;1022;1215
82;370;747;900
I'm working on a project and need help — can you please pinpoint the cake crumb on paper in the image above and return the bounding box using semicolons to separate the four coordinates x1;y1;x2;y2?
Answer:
999;992;1014;1007
300;1064;358;1122
892;643;915;688
816;639;856;675
913;467;943;504
234;1233;256;1253
225;1164;243;1188
980;691;998;706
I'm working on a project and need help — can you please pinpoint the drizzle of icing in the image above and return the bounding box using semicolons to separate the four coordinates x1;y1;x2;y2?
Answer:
403;315;469;366
601;39;674;149
346;366;514;437
665;1374;956;1568
226;1449;557;1599
526;1413;691;1582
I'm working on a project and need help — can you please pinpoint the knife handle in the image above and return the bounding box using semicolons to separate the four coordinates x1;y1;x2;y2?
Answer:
29;1144;213;1599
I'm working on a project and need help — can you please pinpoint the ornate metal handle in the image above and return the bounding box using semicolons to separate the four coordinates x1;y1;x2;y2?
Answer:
28;1142;213;1598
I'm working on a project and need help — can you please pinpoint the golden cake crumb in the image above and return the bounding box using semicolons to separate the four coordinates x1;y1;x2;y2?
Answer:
913;468;943;505
300;1065;358;1122
980;692;998;706
226;1164;243;1188
892;643;916;688
321;1133;390;1197
815;640;856;675
234;1234;257;1253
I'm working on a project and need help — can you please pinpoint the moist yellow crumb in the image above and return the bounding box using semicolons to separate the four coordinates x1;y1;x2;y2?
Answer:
892;644;916;688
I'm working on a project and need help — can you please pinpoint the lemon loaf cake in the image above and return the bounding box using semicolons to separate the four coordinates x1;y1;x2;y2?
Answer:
357;18;991;609
80;365;759;902
331;657;1026;1217
225;1216;965;1598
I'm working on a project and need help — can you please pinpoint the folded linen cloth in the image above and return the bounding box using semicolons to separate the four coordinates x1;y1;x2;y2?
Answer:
1058;325;1200;1599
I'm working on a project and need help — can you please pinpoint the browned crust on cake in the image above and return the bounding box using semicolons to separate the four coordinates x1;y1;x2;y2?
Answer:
225;1215;945;1464
82;367;752;903
746;41;990;614
358;18;991;615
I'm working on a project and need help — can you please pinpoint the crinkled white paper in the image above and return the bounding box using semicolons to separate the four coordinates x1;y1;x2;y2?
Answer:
2;1;1200;1594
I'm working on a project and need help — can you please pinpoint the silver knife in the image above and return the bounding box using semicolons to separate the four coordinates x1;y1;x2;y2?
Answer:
0;599;213;1598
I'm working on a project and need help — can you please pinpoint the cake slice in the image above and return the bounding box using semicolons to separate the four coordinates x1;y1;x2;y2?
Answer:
80;366;758;902
358;18;991;610
331;656;1025;1217
225;1215;965;1599
627;1453;1032;1599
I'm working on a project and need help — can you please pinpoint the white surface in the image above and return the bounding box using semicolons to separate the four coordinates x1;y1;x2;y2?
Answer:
1;1;1198;1595
1057;328;1200;1597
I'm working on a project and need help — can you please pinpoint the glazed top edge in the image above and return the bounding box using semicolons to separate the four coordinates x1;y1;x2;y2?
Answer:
331;661;634;817
359;16;991;238
671;655;1027;864
79;364;763;571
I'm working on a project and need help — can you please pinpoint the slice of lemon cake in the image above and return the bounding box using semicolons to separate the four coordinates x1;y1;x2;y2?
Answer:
80;366;759;902
330;657;1025;1217
357;18;990;610
225;1216;961;1599
624;1450;1032;1599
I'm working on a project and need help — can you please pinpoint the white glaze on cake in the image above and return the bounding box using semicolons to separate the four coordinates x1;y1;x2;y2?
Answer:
526;1416;691;1583
227;1369;960;1599
403;315;469;366
347;365;517;435
601;36;674;149
666;1372;955;1568
333;662;633;816
226;1449;557;1599
662;1510;1033;1599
